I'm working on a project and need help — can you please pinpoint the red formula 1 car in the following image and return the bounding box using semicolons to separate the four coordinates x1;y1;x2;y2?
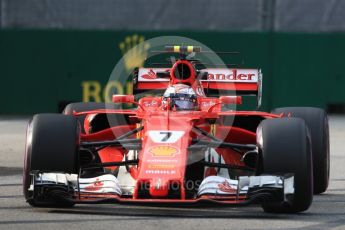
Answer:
23;46;330;213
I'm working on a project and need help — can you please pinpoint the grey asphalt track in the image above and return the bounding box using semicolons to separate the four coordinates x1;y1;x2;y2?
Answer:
0;116;344;230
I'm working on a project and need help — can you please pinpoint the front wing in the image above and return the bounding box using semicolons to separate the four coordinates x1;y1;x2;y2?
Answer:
27;172;294;206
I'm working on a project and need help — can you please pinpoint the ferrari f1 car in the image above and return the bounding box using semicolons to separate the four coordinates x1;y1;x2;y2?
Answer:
23;46;330;213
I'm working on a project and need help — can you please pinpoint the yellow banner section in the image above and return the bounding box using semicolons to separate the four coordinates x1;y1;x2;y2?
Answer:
81;81;133;102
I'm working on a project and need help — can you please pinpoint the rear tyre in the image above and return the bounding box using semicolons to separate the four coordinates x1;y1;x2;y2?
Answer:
258;118;313;213
63;102;130;133
271;107;329;194
63;102;111;133
23;114;80;207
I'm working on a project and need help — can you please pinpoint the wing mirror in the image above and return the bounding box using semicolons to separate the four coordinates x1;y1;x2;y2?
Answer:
219;96;242;105
112;95;135;103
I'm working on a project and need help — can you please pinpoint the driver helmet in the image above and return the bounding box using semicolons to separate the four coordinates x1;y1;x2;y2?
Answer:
162;84;198;110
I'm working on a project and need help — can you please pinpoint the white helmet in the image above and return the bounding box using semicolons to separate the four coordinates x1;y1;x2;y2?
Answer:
163;84;198;110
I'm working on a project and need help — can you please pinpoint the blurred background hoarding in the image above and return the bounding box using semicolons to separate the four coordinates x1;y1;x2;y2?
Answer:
0;0;345;114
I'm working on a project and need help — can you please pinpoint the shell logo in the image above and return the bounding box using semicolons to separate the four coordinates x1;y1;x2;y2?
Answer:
149;146;178;157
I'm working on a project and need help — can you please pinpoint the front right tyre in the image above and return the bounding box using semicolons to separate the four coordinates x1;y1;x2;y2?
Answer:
23;114;80;207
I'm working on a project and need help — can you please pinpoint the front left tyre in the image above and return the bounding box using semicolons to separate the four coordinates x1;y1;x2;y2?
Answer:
258;118;313;213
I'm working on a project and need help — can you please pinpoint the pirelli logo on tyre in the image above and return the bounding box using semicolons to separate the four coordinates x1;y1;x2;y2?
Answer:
149;146;178;157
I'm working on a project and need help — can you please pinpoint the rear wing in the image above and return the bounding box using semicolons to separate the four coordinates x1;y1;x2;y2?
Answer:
133;67;263;107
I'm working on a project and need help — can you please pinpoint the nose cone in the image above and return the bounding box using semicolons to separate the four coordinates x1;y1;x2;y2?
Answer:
149;178;169;197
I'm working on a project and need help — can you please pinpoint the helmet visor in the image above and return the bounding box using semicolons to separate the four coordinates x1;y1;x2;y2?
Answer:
169;93;197;110
174;100;197;110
